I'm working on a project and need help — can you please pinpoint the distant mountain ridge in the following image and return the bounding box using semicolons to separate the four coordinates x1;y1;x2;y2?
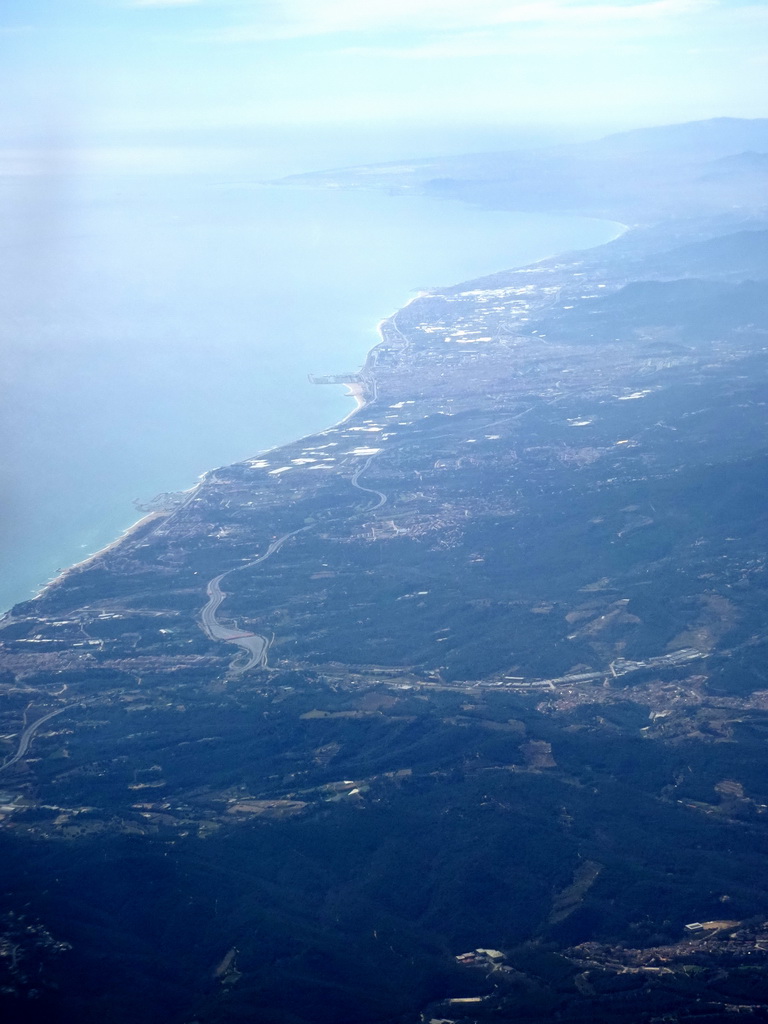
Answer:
648;229;768;280
282;117;768;222
581;116;768;160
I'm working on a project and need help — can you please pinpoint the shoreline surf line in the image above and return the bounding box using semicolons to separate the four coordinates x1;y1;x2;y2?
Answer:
2;480;202;615
19;511;167;605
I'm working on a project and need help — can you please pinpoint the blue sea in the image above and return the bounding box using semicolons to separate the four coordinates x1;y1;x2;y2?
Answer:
0;157;620;612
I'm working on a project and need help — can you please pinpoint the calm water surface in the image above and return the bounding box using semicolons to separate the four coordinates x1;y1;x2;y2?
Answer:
0;172;620;611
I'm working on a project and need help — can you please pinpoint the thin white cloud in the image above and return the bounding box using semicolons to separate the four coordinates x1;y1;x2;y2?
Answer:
209;0;715;43
339;30;645;61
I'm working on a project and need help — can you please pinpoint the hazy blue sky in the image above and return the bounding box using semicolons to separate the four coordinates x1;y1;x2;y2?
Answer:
1;1;766;166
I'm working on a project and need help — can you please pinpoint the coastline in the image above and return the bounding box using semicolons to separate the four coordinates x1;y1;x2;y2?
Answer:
233;291;433;469
340;381;367;417
21;511;168;605
1;359;372;620
2;370;371;618
4;482;203;617
3;215;626;617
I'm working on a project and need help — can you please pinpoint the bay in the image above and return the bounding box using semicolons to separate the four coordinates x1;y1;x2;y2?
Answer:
0;170;620;612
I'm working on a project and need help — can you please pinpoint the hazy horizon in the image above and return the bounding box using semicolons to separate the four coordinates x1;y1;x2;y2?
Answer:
2;1;767;178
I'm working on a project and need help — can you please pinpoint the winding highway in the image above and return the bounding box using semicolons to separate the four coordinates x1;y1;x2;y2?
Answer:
199;527;311;673
200;574;270;672
199;454;386;674
350;455;387;510
0;703;82;774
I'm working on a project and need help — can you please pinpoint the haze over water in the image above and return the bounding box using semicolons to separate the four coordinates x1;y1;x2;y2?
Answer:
0;155;620;612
